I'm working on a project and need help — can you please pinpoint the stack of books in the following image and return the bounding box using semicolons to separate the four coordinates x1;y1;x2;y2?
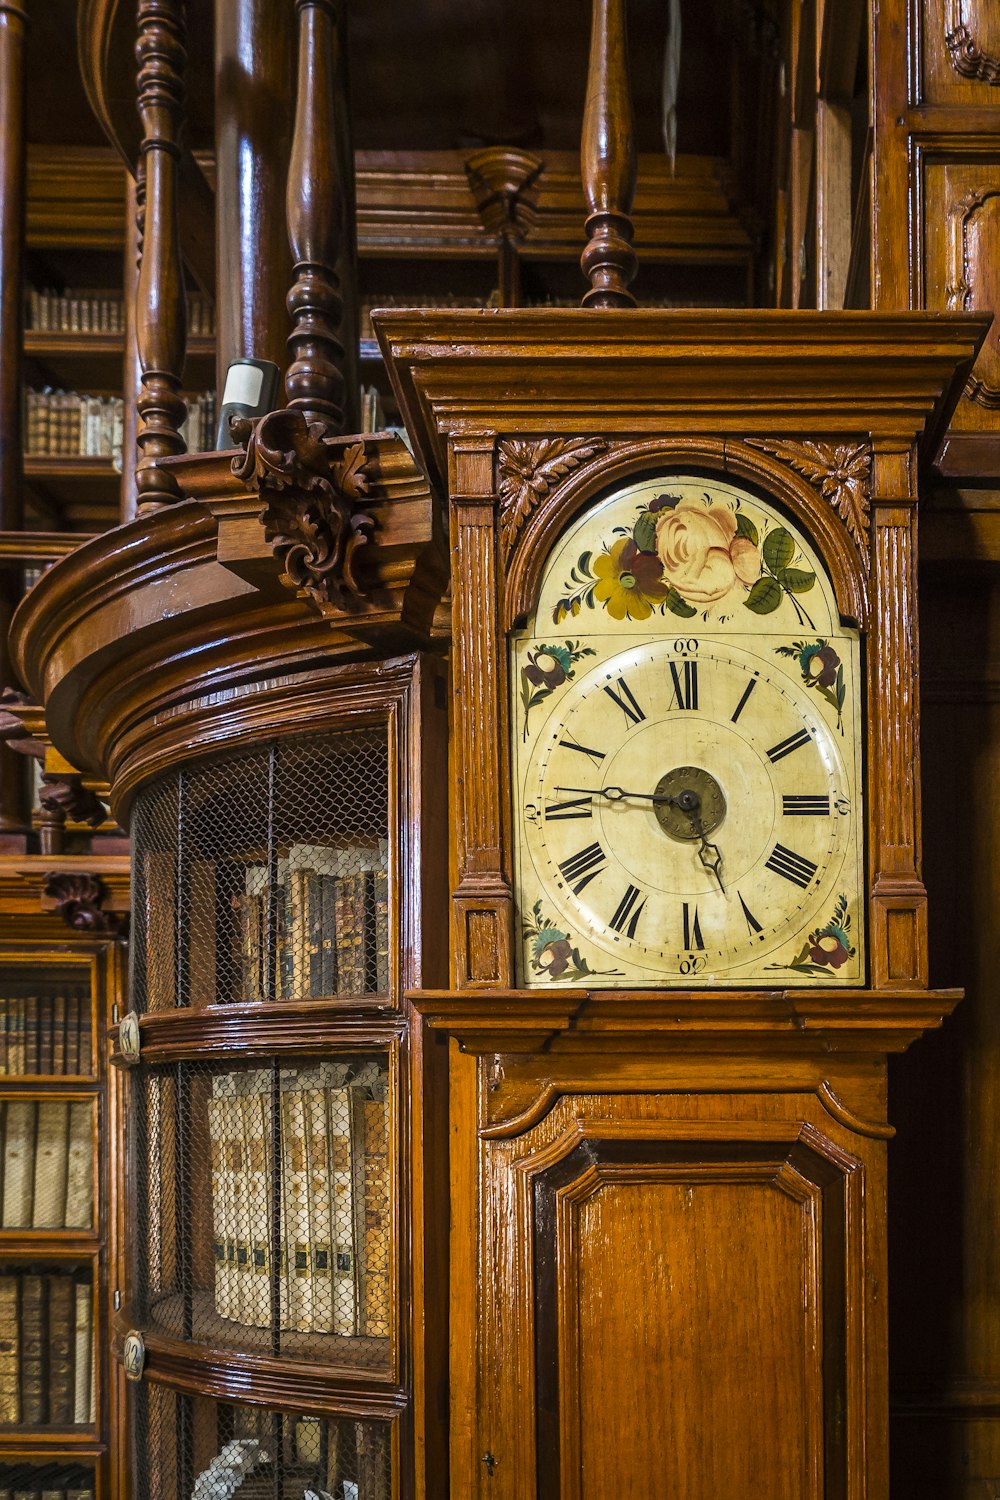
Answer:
23;389;217;460
0;1463;94;1500
0;992;91;1076
26;287;215;338
0;1101;94;1230
233;841;390;1003
203;1061;389;1340
0;1271;94;1427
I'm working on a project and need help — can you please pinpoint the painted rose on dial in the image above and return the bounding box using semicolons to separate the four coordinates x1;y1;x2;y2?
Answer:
655;499;760;605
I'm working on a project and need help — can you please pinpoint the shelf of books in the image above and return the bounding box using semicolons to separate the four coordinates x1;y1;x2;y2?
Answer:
116;688;440;1500
0;946;119;1500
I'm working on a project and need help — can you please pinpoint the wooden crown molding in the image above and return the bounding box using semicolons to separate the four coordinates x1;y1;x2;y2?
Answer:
375;309;990;498
12;432;447;799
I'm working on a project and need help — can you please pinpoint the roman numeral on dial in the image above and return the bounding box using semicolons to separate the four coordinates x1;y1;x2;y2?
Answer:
738;893;763;935
782;794;830;816
603;676;645;726
544;796;593;821
731;677;757;722
682;902;705;950
767;728;812;763
764;843;818;889
609;884;646;938
557;842;607;894
558;732;606;766
668;660;699;711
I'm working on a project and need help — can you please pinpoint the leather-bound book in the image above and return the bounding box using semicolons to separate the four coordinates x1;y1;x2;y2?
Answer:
47;1273;76;1425
20;1273;48;1426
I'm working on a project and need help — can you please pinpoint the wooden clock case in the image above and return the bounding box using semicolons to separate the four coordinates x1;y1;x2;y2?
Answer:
376;307;989;1498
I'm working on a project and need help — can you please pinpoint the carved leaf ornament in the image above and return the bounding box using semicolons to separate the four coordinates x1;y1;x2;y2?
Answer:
496;437;608;554
231;408;374;608
745;439;872;551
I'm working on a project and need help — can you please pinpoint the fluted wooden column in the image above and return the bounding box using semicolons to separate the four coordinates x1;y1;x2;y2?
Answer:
285;0;357;435
0;0;29;834
580;0;638;307
134;0;187;511
215;0;294;394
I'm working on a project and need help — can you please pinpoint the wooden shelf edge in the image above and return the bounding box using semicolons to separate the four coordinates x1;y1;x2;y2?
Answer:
113;999;405;1065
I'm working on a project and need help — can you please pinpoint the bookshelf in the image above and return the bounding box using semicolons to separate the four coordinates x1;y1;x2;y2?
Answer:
103;655;449;1500
0;939;125;1500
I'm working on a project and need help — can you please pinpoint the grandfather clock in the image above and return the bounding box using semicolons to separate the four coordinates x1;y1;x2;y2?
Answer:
377;304;985;1500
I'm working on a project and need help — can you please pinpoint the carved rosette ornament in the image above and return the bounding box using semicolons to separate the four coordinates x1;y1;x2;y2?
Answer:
744;438;873;553
496;437;608;556
231;407;374;608
42;872;126;935
945;1;1000;83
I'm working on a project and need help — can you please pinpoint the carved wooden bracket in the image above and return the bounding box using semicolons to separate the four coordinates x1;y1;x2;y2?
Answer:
231;407;374;608
743;438;873;553
39;774;108;828
42;871;127;935
946;185;1000;408
945;2;1000;84
496;437;609;556
0;688;46;760
465;147;544;241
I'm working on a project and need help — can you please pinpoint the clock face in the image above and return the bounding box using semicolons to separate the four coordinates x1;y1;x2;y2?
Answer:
510;472;865;987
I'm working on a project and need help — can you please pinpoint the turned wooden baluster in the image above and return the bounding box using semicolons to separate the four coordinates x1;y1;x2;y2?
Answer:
580;0;638;307
0;1;29;835
285;0;356;435
134;0;188;511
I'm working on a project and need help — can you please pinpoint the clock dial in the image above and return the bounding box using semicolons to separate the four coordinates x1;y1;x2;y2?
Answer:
511;473;865;987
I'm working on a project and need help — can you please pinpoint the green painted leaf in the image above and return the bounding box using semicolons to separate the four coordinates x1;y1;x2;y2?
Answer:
763;526;795;573
664;586;698;618
778;567;815;593
735;511;759;545
632;512;657;553
745;575;783;614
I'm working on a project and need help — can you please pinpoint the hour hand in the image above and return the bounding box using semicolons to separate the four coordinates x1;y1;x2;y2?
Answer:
696;833;727;895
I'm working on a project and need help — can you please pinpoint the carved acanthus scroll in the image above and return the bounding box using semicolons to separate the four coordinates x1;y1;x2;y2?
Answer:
945;0;1000;83
744;438;873;552
231;407;373;608
496;437;608;556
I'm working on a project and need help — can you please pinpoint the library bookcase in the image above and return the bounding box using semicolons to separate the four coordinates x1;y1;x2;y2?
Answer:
12;428;452;1498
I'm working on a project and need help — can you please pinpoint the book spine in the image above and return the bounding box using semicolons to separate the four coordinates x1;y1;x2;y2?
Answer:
64;1100;93;1230
355;1092;390;1339
47;1271;75;1425
51;993;66;1075
2;1100;36;1226
0;1275;19;1422
20;1272;47;1425
31;1100;70;1228
328;1087;358;1336
72;1278;92;1425
301;1085;334;1335
207;1092;230;1322
280;1083;312;1332
245;1076;275;1329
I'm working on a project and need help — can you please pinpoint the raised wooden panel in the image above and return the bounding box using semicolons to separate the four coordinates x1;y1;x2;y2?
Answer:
533;1142;831;1498
920;155;1000;433
920;0;1000;105
471;1085;873;1500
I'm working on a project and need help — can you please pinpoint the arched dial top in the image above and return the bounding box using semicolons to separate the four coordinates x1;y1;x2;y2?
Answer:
510;472;865;988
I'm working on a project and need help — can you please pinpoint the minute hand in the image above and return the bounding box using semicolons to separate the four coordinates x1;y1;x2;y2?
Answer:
554;784;683;805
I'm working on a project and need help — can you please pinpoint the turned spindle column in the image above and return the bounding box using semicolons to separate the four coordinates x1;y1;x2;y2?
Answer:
580;0;638;307
215;0;294;394
0;0;29;835
134;0;188;511
285;0;357;435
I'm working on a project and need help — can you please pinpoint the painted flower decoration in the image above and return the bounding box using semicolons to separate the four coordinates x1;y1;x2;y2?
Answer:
592;537;670;621
771;893;856;977
655;499;760;605
533;931;574;978
800;642;840;689
523;647;570;690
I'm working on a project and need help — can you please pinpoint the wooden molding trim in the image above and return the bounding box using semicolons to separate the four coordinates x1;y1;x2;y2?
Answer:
408;986;962;1057
112;1001;405;1065
113;1323;408;1420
